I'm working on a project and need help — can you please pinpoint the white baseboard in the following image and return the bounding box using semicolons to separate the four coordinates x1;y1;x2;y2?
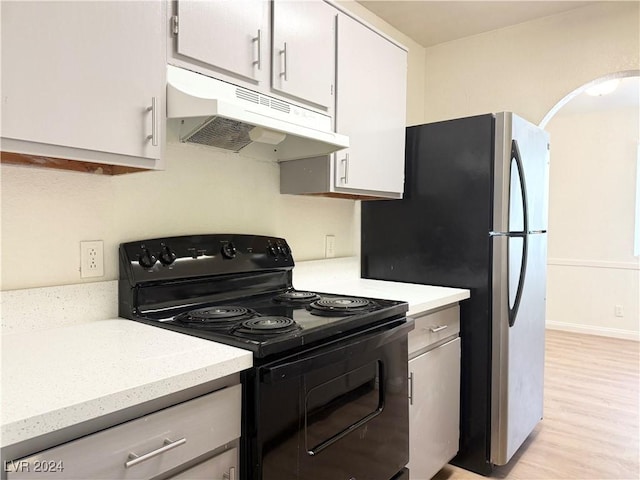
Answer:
546;320;640;341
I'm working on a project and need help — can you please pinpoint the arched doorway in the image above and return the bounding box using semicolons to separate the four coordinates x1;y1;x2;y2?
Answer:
540;70;640;128
541;71;640;340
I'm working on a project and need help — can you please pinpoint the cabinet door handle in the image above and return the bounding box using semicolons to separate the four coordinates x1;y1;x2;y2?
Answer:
429;325;448;333
408;371;414;405
253;29;262;70
223;466;236;480
279;42;288;80
124;437;186;468
146;97;158;147
340;153;350;184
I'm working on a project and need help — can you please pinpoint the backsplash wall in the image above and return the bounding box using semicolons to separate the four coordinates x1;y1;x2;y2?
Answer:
0;142;357;290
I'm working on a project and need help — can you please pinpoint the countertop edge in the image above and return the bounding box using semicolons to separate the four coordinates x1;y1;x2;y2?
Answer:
407;291;471;317
1;356;252;451
1;320;253;452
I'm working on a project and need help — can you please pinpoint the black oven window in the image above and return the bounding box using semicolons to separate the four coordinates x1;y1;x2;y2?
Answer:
305;360;384;455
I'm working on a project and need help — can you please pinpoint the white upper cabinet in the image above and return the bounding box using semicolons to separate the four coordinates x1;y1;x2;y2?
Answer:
1;1;165;170
271;0;336;109
170;0;334;113
279;10;408;199
333;12;407;197
174;0;266;84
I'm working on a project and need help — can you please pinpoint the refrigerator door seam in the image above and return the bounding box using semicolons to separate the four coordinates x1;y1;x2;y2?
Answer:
489;231;526;237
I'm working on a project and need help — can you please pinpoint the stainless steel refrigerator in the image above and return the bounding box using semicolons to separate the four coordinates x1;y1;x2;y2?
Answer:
361;112;549;475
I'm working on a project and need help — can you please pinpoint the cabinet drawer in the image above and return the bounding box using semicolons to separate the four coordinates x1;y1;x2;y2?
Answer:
7;385;241;479
408;305;460;355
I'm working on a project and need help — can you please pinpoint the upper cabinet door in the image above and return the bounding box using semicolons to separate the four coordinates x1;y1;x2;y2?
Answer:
175;0;266;84
1;1;165;165
333;13;407;196
271;0;336;109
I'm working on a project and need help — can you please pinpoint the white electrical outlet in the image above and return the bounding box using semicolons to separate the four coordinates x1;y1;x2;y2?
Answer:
80;241;104;278
615;305;624;317
325;235;336;258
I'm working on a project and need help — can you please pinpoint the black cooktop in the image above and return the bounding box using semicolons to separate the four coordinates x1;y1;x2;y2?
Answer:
134;289;407;358
118;234;408;358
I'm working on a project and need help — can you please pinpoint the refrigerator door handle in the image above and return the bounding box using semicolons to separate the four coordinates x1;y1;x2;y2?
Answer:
511;139;529;233
508;140;529;327
508;235;528;327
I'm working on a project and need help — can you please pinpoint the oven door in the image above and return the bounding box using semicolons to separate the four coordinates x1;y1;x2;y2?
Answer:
253;319;411;480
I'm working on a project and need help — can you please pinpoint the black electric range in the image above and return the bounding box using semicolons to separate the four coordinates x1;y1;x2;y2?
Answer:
119;234;411;480
118;234;408;359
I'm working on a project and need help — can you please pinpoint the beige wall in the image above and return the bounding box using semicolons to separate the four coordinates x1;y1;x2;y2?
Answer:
423;1;639;125
0;144;358;289
545;107;639;339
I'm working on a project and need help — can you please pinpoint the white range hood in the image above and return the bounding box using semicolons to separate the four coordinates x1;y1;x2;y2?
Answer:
166;66;349;161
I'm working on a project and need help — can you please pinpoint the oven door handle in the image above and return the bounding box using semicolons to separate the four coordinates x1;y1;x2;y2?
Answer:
307;404;384;456
261;319;413;385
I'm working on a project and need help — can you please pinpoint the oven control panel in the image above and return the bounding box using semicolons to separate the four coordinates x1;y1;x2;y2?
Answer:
119;234;294;284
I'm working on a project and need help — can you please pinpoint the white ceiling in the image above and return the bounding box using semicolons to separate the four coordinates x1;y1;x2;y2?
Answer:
357;0;600;48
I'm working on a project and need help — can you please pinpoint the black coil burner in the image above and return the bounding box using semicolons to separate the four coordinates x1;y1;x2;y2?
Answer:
235;316;300;336
273;291;321;303
174;306;255;329
308;297;374;316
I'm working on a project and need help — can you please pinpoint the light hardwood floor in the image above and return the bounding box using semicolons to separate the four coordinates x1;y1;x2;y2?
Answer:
431;329;640;480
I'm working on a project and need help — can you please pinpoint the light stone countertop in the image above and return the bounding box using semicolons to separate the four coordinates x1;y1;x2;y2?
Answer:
1;318;252;450
294;257;470;317
0;255;468;455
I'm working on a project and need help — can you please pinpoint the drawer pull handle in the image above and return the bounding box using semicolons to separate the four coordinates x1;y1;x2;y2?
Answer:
340;153;350;184
253;29;262;70
125;437;187;468
146;97;158;147
429;325;448;333
408;372;414;406
280;42;288;81
223;466;236;480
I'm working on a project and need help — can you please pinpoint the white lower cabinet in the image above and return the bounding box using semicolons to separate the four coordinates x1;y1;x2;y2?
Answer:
6;385;240;480
408;306;461;480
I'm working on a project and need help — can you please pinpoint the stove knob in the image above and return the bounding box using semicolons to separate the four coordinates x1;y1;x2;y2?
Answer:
221;242;237;259
280;244;290;256
138;249;157;269
158;245;177;266
268;244;278;257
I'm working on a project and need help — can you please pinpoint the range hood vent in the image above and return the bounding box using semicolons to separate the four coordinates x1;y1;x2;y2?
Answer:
186;117;254;151
167;66;349;160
